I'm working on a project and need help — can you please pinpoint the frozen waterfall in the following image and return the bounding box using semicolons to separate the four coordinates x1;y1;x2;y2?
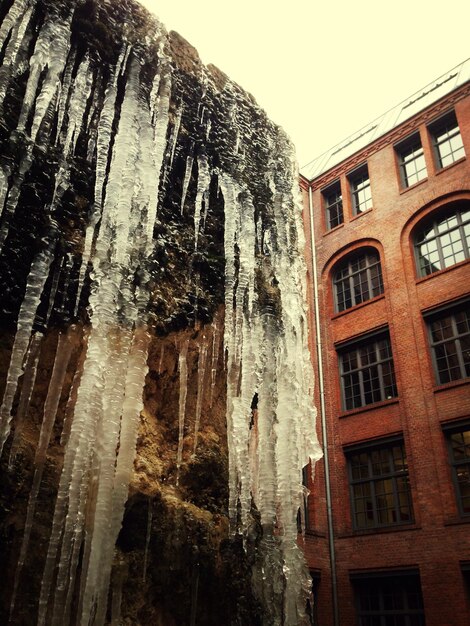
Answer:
0;1;321;624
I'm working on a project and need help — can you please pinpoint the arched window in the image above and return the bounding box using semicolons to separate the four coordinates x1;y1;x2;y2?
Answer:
333;249;384;313
414;201;470;277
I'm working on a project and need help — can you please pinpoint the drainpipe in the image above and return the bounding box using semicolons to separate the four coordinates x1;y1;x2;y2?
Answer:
307;185;339;626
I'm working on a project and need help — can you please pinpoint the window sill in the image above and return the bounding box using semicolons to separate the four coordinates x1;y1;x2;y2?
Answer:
323;222;344;237
351;207;373;221
332;293;385;320
433;378;469;394
339;397;399;418
434;155;466;176
399;177;428;195
415;257;470;285
302;529;328;539
443;516;470;527
338;523;421;539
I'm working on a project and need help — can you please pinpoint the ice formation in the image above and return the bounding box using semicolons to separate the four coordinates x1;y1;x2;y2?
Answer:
0;1;321;624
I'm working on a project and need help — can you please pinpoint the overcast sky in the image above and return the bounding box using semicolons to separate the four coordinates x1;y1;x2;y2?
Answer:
138;0;469;168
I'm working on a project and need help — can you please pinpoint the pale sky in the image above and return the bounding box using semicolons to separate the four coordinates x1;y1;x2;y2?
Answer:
138;0;470;168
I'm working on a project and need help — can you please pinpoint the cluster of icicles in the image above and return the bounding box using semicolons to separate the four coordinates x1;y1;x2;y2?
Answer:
0;1;321;624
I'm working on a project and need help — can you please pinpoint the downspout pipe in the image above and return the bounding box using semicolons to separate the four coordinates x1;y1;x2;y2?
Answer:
307;185;339;626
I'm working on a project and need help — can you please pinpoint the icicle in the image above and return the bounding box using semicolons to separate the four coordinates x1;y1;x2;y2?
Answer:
0;145;33;250
193;334;208;455
158;343;165;374
54;48;76;146
205;117;212;141
75;326;133;626
0;3;33;107
0;0;30;50
180;154;194;214
0;167;9;217
40;52;168;625
143;497;153;583
0;248;53;455
193;154;210;250
60;325;88;446
221;151;322;624
176;337;189;485
17;11;73;143
92;324;150;626
8;331;43;466
43;257;63;325
9;328;76;618
63;55;93;158
168;103;182;168
111;558;127;626
209;310;222;407
74;45;131;314
149;57;171;225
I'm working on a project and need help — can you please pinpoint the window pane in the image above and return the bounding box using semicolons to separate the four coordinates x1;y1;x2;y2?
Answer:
447;428;470;516
354;575;425;625
340;334;396;409
429;304;470;384
349;442;412;529
334;250;383;312
415;203;470;277
432;113;466;169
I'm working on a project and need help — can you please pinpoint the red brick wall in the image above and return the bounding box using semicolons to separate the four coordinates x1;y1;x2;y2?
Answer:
302;86;470;625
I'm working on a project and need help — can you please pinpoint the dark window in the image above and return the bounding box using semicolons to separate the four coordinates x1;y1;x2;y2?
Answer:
339;333;397;411
414;202;470;276
297;465;310;532
445;425;470;516
347;440;413;529
396;134;427;188
353;572;425;625
333;249;384;312
427;302;470;384
462;564;470;603
323;181;343;229
307;573;320;626
429;111;465;169
349;165;373;215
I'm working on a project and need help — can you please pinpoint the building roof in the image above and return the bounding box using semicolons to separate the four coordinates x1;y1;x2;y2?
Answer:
300;58;470;182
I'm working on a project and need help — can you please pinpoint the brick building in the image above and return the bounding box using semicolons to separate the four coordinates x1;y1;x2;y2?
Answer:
300;60;470;626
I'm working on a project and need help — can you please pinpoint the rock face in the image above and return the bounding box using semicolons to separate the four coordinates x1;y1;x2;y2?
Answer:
0;1;321;624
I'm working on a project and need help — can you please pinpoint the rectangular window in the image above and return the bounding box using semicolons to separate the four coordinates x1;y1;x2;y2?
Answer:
349;165;372;215
396;134;427;188
307;573;320;626
347;439;413;529
323;181;343;229
444;424;470;516
339;332;397;410
352;571;425;625
429;111;465;169
462;564;470;603
426;302;470;385
334;249;384;312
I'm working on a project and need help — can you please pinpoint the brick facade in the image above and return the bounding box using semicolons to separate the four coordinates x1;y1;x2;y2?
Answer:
301;82;470;626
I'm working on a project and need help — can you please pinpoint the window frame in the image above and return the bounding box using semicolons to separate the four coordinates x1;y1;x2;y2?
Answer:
425;300;470;385
338;331;398;411
346;437;414;531
333;248;384;313
443;421;470;517
413;203;470;277
322;180;343;230
429;110;465;170
348;164;373;215
352;570;425;626
396;133;428;188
